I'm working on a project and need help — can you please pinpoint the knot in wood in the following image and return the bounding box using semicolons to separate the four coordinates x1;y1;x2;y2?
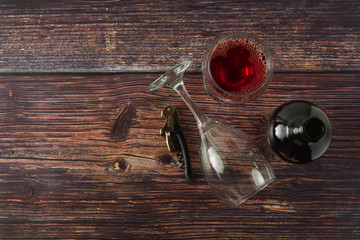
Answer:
112;102;136;141
113;159;128;172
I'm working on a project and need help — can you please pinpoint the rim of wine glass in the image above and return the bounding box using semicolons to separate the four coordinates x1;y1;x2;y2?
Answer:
203;33;273;98
227;174;276;208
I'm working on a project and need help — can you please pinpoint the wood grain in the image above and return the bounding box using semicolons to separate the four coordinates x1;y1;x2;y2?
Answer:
0;0;359;73
0;73;359;239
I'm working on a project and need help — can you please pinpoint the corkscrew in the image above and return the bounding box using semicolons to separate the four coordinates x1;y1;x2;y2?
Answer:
160;105;192;183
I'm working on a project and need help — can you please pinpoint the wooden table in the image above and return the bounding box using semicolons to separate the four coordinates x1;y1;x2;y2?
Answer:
1;1;359;239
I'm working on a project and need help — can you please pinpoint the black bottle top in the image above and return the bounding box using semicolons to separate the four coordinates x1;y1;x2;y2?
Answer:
267;100;332;164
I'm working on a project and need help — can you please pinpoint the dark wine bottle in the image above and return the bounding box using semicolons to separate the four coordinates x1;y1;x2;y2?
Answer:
267;100;332;164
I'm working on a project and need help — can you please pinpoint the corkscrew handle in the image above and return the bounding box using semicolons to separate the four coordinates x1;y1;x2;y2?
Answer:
175;131;192;183
160;104;192;183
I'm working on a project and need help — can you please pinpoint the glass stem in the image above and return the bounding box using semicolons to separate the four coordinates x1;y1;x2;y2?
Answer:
173;81;210;130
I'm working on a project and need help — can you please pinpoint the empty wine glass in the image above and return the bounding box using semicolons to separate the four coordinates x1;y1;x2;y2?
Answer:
149;59;275;207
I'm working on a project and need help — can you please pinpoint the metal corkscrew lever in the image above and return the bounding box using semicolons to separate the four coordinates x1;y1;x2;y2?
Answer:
160;105;192;183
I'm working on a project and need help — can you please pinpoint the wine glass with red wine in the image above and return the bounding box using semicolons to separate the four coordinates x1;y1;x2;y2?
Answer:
202;33;273;104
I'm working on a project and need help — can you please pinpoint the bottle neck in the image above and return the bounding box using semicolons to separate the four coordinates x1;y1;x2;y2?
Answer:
292;118;325;142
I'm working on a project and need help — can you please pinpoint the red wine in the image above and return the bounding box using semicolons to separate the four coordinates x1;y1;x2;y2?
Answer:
210;37;269;95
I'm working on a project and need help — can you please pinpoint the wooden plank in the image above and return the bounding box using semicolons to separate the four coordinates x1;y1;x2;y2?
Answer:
0;0;359;73
0;73;359;239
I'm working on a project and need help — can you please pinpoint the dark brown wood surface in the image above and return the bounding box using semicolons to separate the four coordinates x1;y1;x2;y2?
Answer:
0;0;359;72
0;0;359;239
0;73;359;239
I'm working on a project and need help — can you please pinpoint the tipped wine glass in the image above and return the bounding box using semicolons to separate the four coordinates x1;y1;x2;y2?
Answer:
149;59;275;207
